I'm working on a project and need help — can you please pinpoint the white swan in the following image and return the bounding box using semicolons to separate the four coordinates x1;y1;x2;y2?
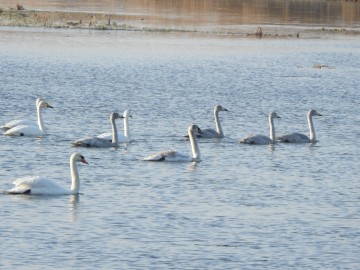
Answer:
277;109;322;143
1;97;42;130
97;109;132;143
4;100;53;137
198;105;228;138
144;124;202;162
240;112;281;145
7;153;88;195
72;112;123;147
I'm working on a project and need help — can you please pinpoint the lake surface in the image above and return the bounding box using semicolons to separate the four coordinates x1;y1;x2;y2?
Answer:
0;26;360;269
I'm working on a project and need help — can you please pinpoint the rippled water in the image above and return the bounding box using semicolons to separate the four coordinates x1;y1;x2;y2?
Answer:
0;28;360;269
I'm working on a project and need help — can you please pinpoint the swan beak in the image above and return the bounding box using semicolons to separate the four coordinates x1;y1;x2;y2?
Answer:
224;108;229;112
47;104;53;108
81;158;89;164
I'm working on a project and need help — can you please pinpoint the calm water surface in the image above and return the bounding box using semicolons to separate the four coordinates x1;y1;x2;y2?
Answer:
0;28;360;269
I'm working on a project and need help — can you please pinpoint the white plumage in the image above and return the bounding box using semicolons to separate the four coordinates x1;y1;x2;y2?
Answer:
4;100;53;137
7;153;88;195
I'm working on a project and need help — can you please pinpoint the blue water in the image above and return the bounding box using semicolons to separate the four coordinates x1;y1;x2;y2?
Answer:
0;28;359;269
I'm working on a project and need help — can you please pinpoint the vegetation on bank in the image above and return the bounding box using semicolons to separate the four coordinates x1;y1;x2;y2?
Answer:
0;7;359;38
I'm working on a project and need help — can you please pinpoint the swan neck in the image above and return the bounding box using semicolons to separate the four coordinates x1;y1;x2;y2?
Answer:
307;113;316;143
37;103;45;133
269;115;276;143
70;157;80;194
111;117;118;145
123;117;131;139
214;110;224;137
189;128;201;161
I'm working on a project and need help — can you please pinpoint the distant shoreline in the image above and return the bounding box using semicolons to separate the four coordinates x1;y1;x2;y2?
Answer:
0;8;359;38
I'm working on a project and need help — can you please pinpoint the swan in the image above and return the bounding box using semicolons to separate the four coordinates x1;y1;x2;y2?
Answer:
7;153;88;195
240;112;281;145
72;112;123;147
199;105;228;138
97;109;132;143
277;109;322;143
1;97;43;130
144;124;202;162
4;100;53;137
186;105;228;138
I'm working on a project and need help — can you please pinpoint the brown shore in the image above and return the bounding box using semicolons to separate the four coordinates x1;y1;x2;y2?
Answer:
0;8;359;38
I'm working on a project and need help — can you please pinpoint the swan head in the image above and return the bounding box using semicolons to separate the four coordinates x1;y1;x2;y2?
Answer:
35;97;43;106
38;100;53;109
270;112;281;119
71;152;89;164
309;109;322;117
110;112;124;121
189;124;202;135
123;110;132;119
215;105;228;112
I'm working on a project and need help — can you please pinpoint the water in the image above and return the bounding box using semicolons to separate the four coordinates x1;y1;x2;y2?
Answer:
0;27;360;269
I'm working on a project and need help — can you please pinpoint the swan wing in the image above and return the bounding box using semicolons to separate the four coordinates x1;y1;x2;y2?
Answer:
97;132;131;143
144;150;191;162
72;136;114;148
4;125;43;137
1;119;37;130
97;132;112;141
240;135;272;145
9;176;68;195
277;133;310;143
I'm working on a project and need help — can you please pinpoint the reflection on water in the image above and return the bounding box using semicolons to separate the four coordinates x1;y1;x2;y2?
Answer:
1;0;359;27
69;194;80;222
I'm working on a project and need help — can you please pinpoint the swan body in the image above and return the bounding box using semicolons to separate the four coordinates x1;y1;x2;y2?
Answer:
7;153;88;195
240;112;281;145
97;110;132;143
4;100;53;137
277;110;322;143
72;112;123;147
1;98;42;130
144;125;202;162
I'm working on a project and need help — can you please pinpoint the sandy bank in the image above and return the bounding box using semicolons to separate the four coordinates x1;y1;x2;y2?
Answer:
0;8;359;38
